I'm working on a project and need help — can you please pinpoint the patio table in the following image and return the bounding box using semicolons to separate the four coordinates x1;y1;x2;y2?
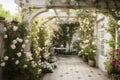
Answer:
54;48;66;54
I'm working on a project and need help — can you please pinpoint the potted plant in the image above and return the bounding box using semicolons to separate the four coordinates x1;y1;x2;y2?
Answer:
87;44;96;67
82;54;88;62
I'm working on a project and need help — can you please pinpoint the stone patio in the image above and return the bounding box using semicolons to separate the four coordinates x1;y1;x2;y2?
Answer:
42;55;109;80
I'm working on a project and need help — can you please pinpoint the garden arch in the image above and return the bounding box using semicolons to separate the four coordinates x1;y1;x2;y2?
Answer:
14;0;120;58
15;0;120;50
15;0;120;26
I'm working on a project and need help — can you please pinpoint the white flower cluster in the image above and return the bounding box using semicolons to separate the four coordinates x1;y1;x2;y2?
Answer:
81;45;85;49
38;69;42;74
45;40;50;46
23;65;28;68
10;44;16;49
38;47;42;51
4;35;8;39
93;50;96;53
10;37;26;49
17;52;22;57
0;62;5;67
31;61;37;68
84;40;89;43
12;40;17;44
4;56;9;61
22;44;26;48
25;52;33;61
92;42;95;45
13;26;18;31
15;60;19;65
16;37;23;43
118;20;120;26
25;39;29;43
41;61;53;70
3;27;7;31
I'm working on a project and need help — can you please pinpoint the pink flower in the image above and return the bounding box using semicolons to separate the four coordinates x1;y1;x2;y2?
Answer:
112;59;117;63
116;52;119;56
115;64;120;69
115;48;119;52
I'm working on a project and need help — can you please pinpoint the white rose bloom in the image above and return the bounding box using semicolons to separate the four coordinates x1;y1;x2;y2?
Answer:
38;47;42;51
16;37;20;41
77;38;80;40
10;44;16;49
84;40;89;43
0;62;5;67
25;39;29;43
3;27;7;31
12;40;17;44
27;36;30;38
18;39;23;43
15;60;19;65
38;69;42;74
16;38;23;43
22;44;26;48
4;56;9;61
26;52;32;58
17;52;22;57
4;35;8;38
32;63;37;68
29;57;33;60
93;50;96;52
31;61;35;64
92;42;95;45
13;26;18;31
23;65;28;68
117;20;120;26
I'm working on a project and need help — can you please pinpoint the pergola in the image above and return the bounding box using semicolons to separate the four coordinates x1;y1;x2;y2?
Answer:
15;0;120;26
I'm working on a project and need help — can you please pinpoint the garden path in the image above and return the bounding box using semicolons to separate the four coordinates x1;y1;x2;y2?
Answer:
42;55;109;80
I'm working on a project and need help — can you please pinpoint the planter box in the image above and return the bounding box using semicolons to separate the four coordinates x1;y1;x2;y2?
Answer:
88;59;95;67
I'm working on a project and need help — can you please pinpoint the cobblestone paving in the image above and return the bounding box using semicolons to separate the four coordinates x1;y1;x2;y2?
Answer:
42;55;109;80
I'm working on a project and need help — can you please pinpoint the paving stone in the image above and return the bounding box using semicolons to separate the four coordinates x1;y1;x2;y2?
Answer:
42;55;109;80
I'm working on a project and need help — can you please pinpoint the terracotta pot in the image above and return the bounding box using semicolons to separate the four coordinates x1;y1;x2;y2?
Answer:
88;59;95;67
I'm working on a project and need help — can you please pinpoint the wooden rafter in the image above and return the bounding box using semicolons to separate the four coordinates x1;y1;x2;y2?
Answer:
53;9;60;21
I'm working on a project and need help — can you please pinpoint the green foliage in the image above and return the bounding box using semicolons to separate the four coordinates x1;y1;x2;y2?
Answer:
52;22;79;47
0;4;11;18
87;44;97;60
76;9;96;58
0;4;19;21
30;18;55;60
104;14;120;78
30;18;57;74
0;21;42;80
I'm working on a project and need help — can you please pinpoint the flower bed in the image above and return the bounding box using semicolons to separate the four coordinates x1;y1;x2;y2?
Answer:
105;48;120;80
